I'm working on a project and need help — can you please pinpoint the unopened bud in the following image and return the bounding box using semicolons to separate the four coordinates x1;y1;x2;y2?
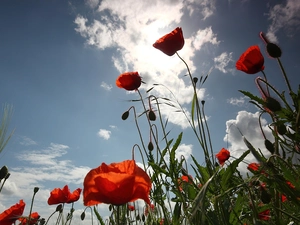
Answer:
265;97;281;112
193;77;198;84
201;100;205;105
122;111;129;120
34;187;39;194
260;189;272;204
56;204;63;212
148;142;154;151
266;43;282;58
277;124;287;135
265;139;274;154
148;110;156;121
0;166;8;180
81;212;85;220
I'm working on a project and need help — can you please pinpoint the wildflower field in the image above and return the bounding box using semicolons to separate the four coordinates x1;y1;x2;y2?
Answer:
1;25;300;225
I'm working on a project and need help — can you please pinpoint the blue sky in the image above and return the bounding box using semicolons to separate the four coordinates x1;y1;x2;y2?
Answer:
0;0;300;223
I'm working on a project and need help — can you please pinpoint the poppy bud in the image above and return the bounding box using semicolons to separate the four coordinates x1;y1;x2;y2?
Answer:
265;97;281;112
277;124;287;135
0;166;8;180
56;204;63;212
80;212;85;220
148;110;156;121
266;43;282;58
260;189;272;204
265;139;274;154
201;100;205;105
193;77;198;84
148;142;154;151
34;187;39;194
122;111;129;120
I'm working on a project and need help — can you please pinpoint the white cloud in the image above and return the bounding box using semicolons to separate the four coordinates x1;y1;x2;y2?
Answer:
19;136;37;146
97;129;111;140
214;52;234;74
85;0;99;9
227;96;248;106
192;27;220;50
267;0;300;42
100;81;112;91
74;1;219;128
223;111;273;173
0;143;91;223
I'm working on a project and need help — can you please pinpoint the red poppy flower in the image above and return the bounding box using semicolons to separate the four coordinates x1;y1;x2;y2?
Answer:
178;175;193;191
18;212;40;225
0;200;25;225
236;45;265;74
153;27;184;56
247;163;260;171
216;148;230;166
83;160;151;206
258;209;270;220
47;185;82;205
116;72;141;91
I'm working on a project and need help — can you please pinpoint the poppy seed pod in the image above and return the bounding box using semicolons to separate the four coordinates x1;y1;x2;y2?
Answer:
266;43;282;58
122;111;130;120
148;110;156;121
265;97;281;112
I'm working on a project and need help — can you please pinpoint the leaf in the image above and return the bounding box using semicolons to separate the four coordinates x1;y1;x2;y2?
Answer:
239;90;264;105
170;132;183;164
146;87;154;93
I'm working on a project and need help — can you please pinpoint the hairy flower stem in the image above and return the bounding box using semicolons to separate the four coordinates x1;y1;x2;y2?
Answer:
176;52;213;175
277;58;292;95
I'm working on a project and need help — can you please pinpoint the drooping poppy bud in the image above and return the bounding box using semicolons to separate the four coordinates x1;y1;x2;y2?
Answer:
0;166;8;180
264;139;274;154
148;142;154;151
260;188;272;204
80;212;85;220
265;97;281;112
266;43;282;58
34;187;39;194
277;123;287;135
148;110;156;121
122;111;130;120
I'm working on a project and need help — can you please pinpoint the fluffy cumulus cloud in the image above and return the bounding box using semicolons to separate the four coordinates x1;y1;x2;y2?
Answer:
97;128;112;140
74;0;219;128
224;111;273;173
267;0;300;42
